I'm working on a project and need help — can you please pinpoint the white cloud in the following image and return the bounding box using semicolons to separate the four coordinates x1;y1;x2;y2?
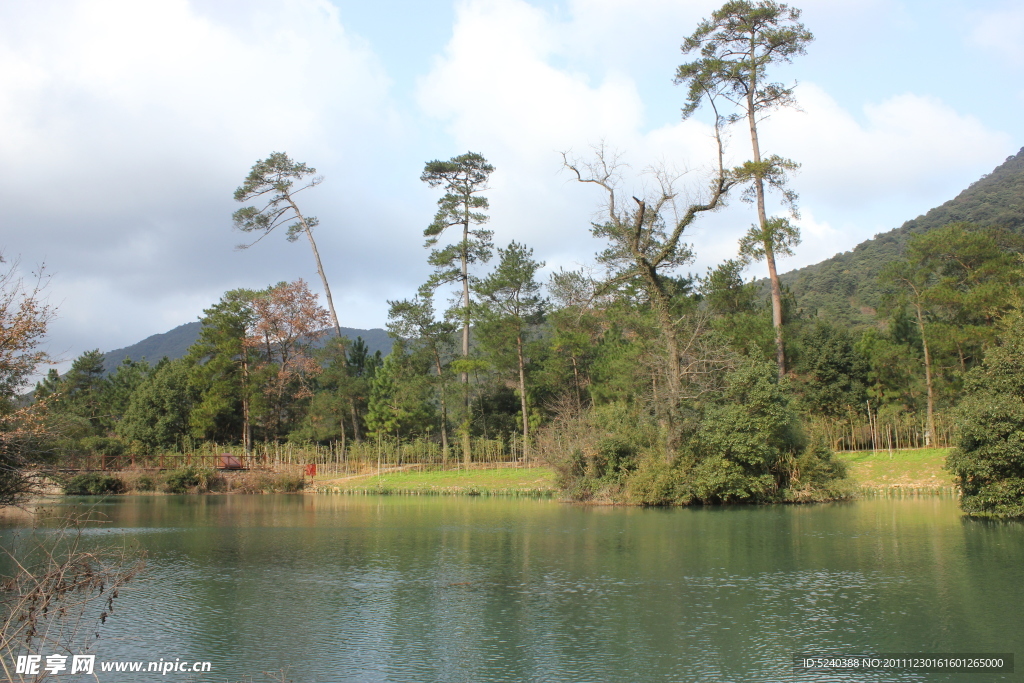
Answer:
0;0;395;215
761;84;1012;212
0;0;403;361
968;4;1024;65
418;0;646;158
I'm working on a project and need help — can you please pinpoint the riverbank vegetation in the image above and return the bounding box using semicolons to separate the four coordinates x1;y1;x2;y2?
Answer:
5;2;1024;514
61;467;305;495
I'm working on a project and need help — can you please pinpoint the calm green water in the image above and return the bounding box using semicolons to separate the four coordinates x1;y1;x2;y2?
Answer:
2;495;1022;682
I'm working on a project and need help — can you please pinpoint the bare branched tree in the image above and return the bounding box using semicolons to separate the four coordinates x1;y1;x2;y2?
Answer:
1;254;57;507
1;514;145;682
562;116;737;448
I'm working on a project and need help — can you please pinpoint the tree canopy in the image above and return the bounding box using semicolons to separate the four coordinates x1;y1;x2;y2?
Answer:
233;152;342;336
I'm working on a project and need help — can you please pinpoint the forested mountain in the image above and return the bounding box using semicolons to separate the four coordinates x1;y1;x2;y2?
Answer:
101;322;204;371
101;322;392;372
780;147;1024;326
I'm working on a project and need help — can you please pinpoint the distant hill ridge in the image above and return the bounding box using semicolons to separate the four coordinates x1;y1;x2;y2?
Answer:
101;322;392;373
779;146;1024;326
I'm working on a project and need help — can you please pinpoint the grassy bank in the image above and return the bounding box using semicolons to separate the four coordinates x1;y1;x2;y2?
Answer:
312;450;959;499
313;467;558;497
836;447;957;494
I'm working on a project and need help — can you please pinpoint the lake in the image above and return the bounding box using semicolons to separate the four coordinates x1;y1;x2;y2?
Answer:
2;495;1021;682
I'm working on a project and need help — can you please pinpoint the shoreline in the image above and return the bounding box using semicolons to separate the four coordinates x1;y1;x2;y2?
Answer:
23;449;957;501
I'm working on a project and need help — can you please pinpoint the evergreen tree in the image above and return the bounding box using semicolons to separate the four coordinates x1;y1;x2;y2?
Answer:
292;337;351;444
474;242;546;460
880;223;1023;444
699;259;759;316
676;0;813;378
188;289;261;450
420;152;495;460
102;358;153;431
60;349;108;434
387;288;457;461
855;326;924;414
118;359;196;452
364;346;433;441
33;368;61;400
541;269;603;407
343;336;382;442
699;259;774;361
792;322;868;418
233;152;342;336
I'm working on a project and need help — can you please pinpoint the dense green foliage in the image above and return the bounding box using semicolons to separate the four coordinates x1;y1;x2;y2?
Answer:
162;466;216;494
557;360;851;505
63;472;126;495
39;219;1022;506
947;315;1024;517
118;359;196;451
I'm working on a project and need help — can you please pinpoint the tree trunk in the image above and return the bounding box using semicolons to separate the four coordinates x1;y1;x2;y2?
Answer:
460;209;472;466
350;401;362;443
640;264;682;453
570;353;582;404
516;331;530;462
435;350;449;465
242;357;252;456
747;60;786;380
914;302;936;447
288;198;342;338
339;413;346;466
461;420;472;467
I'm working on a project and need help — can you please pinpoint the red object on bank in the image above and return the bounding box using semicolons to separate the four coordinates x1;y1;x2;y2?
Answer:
304;463;317;477
219;453;243;470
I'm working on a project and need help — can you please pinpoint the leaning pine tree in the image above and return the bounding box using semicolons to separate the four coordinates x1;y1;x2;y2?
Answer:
233;152;342;338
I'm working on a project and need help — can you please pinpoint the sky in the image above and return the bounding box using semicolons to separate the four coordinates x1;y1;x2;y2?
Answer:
1;0;1021;374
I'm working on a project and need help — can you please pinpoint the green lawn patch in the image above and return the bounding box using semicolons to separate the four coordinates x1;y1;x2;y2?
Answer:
314;453;959;499
314;466;558;497
836;448;957;493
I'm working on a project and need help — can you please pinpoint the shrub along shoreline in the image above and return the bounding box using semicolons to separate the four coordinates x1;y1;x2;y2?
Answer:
61;467;305;495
